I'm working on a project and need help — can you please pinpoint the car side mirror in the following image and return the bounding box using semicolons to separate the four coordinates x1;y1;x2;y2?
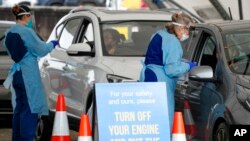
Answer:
189;66;217;82
67;43;94;57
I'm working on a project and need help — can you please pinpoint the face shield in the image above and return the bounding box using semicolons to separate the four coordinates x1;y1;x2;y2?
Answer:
172;22;190;41
29;11;37;31
18;11;37;31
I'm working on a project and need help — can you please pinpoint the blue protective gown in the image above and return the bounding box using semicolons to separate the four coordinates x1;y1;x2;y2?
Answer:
3;24;54;116
140;28;190;134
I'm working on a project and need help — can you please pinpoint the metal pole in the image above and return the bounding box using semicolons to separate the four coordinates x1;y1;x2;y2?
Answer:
209;0;231;20
238;0;243;20
228;7;233;20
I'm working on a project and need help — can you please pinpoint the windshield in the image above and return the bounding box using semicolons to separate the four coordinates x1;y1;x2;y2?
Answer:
101;21;166;56
224;29;250;75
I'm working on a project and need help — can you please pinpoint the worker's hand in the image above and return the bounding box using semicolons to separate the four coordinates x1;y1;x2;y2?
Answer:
50;40;59;48
186;61;197;70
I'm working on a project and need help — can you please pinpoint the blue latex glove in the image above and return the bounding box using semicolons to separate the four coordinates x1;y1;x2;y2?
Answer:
186;61;197;70
50;40;59;48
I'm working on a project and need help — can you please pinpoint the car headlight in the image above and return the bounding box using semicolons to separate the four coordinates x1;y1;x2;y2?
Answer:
106;74;137;83
236;84;250;111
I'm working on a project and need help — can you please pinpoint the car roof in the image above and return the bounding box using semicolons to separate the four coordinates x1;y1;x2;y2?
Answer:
69;7;172;22
198;20;250;31
0;20;16;27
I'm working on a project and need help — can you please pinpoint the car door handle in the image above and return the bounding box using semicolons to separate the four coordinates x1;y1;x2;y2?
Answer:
43;60;49;67
62;65;70;71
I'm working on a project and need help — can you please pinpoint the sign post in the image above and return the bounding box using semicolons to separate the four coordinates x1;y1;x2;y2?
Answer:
95;82;170;141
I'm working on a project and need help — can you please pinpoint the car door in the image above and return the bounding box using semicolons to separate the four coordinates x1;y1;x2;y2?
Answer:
62;18;97;117
188;30;223;139
175;28;201;111
41;17;84;117
188;32;218;118
183;29;223;139
63;16;109;116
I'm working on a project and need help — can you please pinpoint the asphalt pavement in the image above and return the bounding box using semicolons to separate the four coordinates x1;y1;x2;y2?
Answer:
0;124;78;141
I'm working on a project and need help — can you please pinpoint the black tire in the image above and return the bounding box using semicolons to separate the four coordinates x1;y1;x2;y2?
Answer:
213;122;229;141
35;116;53;141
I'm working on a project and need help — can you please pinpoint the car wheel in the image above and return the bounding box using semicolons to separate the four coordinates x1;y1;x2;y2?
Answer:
213;122;229;141
35;116;53;141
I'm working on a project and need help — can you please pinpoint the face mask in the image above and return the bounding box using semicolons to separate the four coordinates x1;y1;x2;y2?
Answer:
26;20;33;28
180;33;189;41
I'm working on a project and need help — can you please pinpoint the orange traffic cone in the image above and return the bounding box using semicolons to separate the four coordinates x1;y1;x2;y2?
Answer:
183;100;197;141
51;94;71;141
172;112;186;141
78;114;92;141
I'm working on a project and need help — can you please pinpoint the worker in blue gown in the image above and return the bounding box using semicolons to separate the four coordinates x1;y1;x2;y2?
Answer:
140;12;196;135
3;4;58;141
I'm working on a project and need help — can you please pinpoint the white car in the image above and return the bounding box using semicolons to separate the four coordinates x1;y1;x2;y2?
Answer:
38;7;172;140
2;0;38;6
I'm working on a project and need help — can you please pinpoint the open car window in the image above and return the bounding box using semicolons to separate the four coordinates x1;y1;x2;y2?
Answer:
101;21;167;56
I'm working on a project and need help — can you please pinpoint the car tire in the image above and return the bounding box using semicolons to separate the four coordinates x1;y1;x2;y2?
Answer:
35;116;53;141
213;122;229;141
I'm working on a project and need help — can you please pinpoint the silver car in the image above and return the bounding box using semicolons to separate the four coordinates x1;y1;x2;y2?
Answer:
38;7;173;140
0;20;15;124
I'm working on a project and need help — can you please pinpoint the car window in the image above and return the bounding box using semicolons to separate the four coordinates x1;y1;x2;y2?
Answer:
56;24;64;39
77;19;94;49
101;21;166;56
199;35;217;71
183;29;201;59
59;18;82;49
84;23;94;43
202;36;216;56
224;30;250;75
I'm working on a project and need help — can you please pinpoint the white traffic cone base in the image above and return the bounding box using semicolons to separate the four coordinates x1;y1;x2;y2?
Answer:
52;112;70;135
78;136;92;141
172;134;187;141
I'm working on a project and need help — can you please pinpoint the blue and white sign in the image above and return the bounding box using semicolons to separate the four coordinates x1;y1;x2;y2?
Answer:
95;82;170;141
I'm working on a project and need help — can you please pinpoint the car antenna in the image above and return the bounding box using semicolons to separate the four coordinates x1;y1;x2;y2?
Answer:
228;7;233;20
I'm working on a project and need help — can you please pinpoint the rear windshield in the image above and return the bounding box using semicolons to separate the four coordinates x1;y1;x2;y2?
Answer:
101;21;167;56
